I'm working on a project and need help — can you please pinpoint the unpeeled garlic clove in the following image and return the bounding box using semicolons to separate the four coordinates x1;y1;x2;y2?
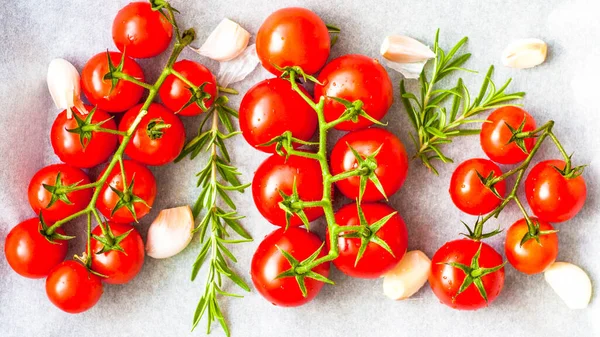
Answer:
146;206;194;259
192;18;250;62
544;261;592;309
383;250;431;300
381;35;436;63
501;38;547;69
47;58;87;118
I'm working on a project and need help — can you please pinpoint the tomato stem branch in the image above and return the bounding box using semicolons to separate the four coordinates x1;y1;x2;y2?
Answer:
111;72;154;90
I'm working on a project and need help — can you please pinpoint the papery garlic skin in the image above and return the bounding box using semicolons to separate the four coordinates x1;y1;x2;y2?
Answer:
47;58;86;118
381;35;436;63
544;262;592;309
146;206;194;259
501;38;547;69
217;44;260;88
192;18;250;62
383;250;431;300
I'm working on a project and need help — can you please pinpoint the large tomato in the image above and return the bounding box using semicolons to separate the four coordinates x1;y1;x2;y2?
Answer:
90;222;145;284
449;158;506;215
96;160;156;223
429;239;505;310
51;105;118;168
330;128;408;201
505;218;558;275
158;60;217;116
251;227;330;307
525;160;587;223
327;203;407;279
28;164;92;222
81;51;146;113
112;1;173;59
252;153;326;227
314;54;393;131
239;78;317;153
480;106;536;164
4;218;68;278
256;7;330;76
46;261;103;313
118;103;185;166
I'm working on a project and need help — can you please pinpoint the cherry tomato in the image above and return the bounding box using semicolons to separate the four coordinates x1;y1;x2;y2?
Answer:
119;103;185;166
50;105;118;168
158;60;217;116
256;7;330;76
330;128;408;201
525;160;587;223
314;54;393;131
449;158;506;215
239;78;317;153
96;160;156;223
429;239;505;310
46;261;103;313
252;153;326;227
112;1;173;59
480;106;536;164
28;164;92;222
4;218;68;278
505;217;558;275
251;227;330;307
90;222;145;284
327;203;407;279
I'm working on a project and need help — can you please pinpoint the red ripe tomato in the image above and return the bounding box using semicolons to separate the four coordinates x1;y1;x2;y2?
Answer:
28;164;92;222
90;222;145;284
118;103;185;166
96;160;156;223
158;60;217;116
449;158;506;215
251;227;330;307
252;153;326;227
81;51;145;113
112;1;173;59
46;261;103;313
50;105;118;168
505;218;558;275
314;54;393;131
256;7;330;76
4;218;68;278
330;128;408;201
239;78;317;153
327;203;408;279
480;106;536;164
525;160;587;223
429;239;505;310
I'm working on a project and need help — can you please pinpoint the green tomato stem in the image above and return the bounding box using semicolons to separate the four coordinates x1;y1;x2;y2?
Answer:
111;72;154;90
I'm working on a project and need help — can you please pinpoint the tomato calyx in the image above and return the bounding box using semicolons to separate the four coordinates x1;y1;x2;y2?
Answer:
146;117;172;140
552;157;587;179
328;96;387;127
66;107;116;147
325;23;341;47
109;176;150;222
92;222;133;255
476;169;504;200
38;213;76;243
460;218;503;241
505;118;536;155
275;243;334;297
347;143;387;203
277;177;312;229
42;172;82;208
518;217;559;247
178;82;212;114
102;50;129;93
259;131;319;158
276;65;322;85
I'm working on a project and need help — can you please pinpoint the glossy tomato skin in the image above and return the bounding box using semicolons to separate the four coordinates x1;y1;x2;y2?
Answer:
158;60;217;116
327;203;408;279
505;218;558;275
251;228;330;307
81;51;145;113
96;160;156;223
90;222;145;284
51;105;118;168
119;103;185;166
46;261;103;314
430;239;505;310
525;160;587;223
449;158;506;215
4;218;68;278
252;153;326;227
239;78;317;153
28;164;92;222
480;107;536;164
112;1;173;59
256;7;330;76
330;128;408;201
315;54;393;131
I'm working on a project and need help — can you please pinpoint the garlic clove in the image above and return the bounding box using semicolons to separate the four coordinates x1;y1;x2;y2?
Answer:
47;58;87;118
146;206;194;259
191;18;250;62
501;38;548;69
544;262;592;309
217;44;260;88
384;59;428;79
381;35;436;64
383;250;431;300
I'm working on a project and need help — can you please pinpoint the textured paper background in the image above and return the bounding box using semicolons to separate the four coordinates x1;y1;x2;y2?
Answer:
1;0;599;336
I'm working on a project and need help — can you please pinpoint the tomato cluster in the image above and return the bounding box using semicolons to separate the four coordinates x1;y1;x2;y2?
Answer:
246;7;409;306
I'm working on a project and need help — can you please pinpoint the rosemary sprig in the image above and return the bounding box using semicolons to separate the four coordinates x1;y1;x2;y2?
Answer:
400;30;526;174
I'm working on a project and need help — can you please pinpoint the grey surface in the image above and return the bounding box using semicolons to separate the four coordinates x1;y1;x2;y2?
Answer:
1;0;599;336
